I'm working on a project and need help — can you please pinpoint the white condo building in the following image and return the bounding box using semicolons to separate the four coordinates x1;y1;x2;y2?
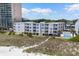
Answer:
13;22;65;36
75;20;79;34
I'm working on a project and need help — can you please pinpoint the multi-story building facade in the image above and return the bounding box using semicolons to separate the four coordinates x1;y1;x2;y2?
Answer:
0;3;22;28
75;20;79;34
13;22;65;36
64;21;75;31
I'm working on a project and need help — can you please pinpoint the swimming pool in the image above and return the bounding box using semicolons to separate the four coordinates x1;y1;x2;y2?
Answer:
62;32;72;39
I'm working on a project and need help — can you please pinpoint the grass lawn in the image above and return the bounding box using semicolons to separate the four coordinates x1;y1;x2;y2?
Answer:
0;33;48;47
24;37;79;56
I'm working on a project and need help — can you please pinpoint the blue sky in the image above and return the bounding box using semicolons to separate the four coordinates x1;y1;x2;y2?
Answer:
22;3;79;20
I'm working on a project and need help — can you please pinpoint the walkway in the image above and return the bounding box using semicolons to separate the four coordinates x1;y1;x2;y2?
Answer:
0;37;51;56
23;36;51;50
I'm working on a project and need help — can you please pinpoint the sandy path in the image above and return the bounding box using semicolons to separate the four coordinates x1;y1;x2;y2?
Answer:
0;46;49;56
0;37;50;56
23;36;51;50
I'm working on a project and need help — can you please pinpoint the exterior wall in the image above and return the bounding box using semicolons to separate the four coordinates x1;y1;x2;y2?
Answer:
75;20;79;34
65;24;75;30
24;22;33;33
13;22;65;35
40;22;46;35
13;22;25;33
0;3;12;28
0;3;22;28
49;22;64;35
11;3;22;22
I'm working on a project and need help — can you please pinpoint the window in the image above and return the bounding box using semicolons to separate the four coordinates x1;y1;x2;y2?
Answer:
41;27;44;29
36;27;39;29
53;28;57;30
25;23;29;25
13;26;15;28
33;27;36;29
41;24;44;26
18;24;20;25
53;31;57;33
33;24;36;26
29;30;31;32
54;24;57;26
37;30;39;32
50;28;52;30
45;24;49;26
45;27;48;29
18;30;20;31
30;27;31;29
18;26;20;28
33;30;36;32
36;24;39;26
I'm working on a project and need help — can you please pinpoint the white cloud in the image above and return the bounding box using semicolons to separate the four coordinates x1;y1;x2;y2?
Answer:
22;8;30;14
65;4;79;11
31;8;53;14
73;14;79;16
22;8;53;15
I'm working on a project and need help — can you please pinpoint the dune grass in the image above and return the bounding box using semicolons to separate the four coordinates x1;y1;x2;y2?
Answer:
0;32;79;56
0;33;48;47
25;37;79;56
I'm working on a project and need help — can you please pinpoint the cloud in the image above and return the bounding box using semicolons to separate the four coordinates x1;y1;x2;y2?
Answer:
73;14;79;16
22;8;53;15
65;4;79;11
22;8;30;14
31;8;53;14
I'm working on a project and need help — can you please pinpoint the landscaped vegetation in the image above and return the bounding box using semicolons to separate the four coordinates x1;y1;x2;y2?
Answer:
67;35;79;42
24;36;79;56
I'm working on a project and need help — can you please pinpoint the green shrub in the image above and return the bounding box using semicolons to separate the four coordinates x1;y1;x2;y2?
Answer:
8;32;15;35
0;30;6;34
19;33;23;36
8;32;12;35
68;35;79;42
24;32;27;34
27;32;33;37
52;36;55;39
12;32;15;35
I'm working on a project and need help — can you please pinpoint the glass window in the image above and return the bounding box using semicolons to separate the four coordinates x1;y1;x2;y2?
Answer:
53;28;57;30
53;31;57;33
18;26;20;28
41;24;44;26
36;27;39;29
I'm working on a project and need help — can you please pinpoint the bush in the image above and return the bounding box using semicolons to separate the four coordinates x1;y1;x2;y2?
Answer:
24;32;27;34
0;30;6;34
68;35;79;42
19;33;23;36
12;32;15;35
8;32;15;35
27;32;33;37
8;32;12;35
52;36;55;39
